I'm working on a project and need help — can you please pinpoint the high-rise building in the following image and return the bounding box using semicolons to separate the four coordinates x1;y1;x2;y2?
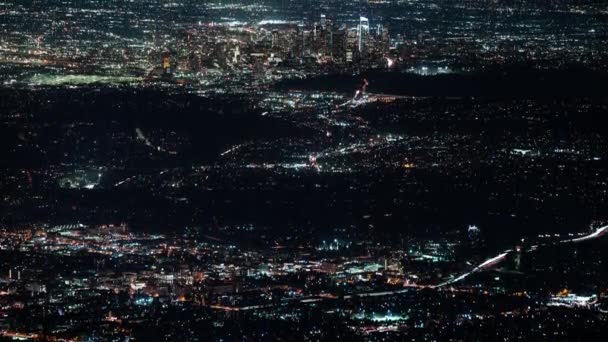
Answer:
272;30;280;50
346;28;359;62
177;30;193;71
301;28;314;57
314;17;332;58
358;16;370;53
161;50;172;74
332;27;347;64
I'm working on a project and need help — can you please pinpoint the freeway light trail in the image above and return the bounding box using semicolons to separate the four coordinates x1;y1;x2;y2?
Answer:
437;252;510;287
566;225;608;243
437;225;608;287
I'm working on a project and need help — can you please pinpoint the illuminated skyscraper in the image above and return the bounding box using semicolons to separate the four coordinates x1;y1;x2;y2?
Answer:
346;28;358;62
177;29;193;71
358;16;369;53
332;27;346;63
161;50;172;74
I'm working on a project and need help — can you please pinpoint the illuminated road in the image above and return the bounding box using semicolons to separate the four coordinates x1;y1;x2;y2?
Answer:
436;252;511;287
565;225;608;243
437;224;608;287
209;288;418;311
209;225;608;311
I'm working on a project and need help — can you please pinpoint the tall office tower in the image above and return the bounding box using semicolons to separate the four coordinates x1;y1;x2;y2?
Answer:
324;16;334;57
332;27;346;64
177;29;193;71
381;27;390;54
161;50;172;74
272;30;280;50
296;23;305;57
302;29;314;57
232;45;241;64
314;17;332;57
358;16;370;53
346;28;359;62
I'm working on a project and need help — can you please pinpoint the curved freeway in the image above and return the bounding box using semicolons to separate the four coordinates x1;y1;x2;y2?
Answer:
437;225;608;288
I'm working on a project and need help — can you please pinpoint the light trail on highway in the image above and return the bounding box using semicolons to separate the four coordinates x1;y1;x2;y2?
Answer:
437;224;608;288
